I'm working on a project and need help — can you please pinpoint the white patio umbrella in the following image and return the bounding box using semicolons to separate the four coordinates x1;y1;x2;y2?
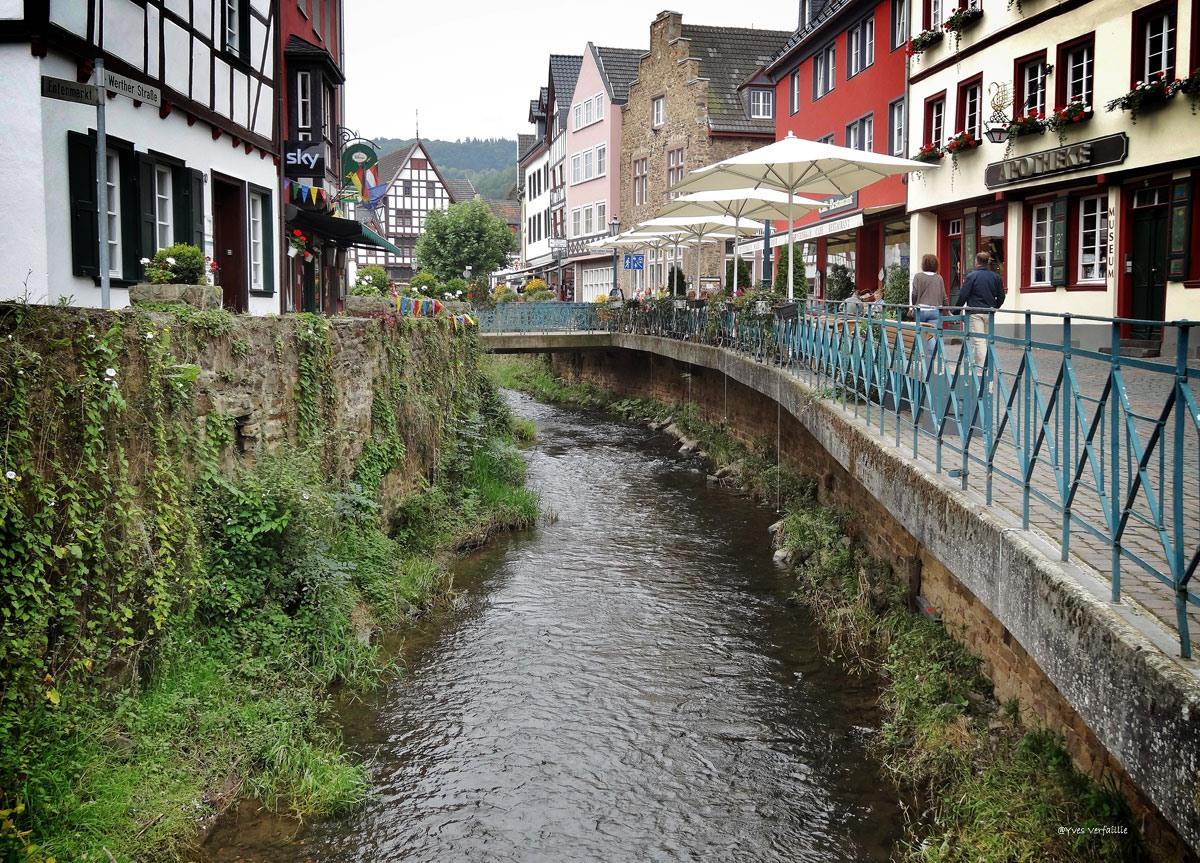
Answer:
590;231;701;294
670;131;934;299
635;216;761;297
658;189;824;294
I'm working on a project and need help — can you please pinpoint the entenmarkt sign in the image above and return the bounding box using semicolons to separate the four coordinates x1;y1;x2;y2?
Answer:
984;133;1128;189
41;76;99;106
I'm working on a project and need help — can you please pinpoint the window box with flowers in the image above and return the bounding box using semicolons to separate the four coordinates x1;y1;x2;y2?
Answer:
943;5;983;50
913;143;945;164
945;131;981;170
1177;72;1200;114
1007;112;1046;138
907;29;944;57
1105;73;1179;122
1046;101;1093;142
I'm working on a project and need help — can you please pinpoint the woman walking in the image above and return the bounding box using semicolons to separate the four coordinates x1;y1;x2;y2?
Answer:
911;254;945;361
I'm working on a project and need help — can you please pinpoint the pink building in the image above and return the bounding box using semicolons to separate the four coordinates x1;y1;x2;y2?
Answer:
564;43;644;301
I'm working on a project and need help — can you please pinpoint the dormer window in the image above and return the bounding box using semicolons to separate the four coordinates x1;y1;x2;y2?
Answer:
750;89;774;119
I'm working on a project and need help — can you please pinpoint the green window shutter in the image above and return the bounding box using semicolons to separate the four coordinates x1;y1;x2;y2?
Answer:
172;165;191;245
138;155;157;254
964;212;977;265
261;192;275;295
1051;197;1068;287
118;149;142;280
190;170;205;250
67;131;98;278
1167;180;1191;282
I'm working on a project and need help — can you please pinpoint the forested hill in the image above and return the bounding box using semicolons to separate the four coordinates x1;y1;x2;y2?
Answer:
371;136;518;200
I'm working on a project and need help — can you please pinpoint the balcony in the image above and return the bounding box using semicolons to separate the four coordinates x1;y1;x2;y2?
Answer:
567;232;610;258
549;187;566;207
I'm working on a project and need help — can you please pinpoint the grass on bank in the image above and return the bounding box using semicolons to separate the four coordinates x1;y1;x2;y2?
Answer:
488;353;1147;863
2;426;536;863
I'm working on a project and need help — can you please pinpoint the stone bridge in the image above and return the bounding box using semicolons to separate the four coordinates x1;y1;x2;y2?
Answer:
481;321;1200;859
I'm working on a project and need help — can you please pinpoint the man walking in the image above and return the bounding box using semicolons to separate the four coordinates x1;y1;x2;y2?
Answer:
957;252;1005;372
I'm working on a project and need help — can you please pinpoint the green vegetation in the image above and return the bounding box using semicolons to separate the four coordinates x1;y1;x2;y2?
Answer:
773;246;809;296
0;305;534;861
351;265;390;297
724;256;751;292
415;199;516;283
372;137;518;200
488;355;1146;863
826;262;855;301
143;243;208;285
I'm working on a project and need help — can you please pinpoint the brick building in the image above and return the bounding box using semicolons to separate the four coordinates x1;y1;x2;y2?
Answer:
619;11;791;296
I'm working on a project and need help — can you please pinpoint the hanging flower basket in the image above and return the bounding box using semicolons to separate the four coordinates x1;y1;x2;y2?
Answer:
1179;72;1200;112
907;29;943;56
1106;73;1179;122
303;251;314;262
1046;101;1093;142
287;246;299;259
913;143;945;164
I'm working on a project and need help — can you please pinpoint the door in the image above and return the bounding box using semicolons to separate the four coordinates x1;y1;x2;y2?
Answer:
948;237;963;305
212;176;247;313
1130;205;1169;341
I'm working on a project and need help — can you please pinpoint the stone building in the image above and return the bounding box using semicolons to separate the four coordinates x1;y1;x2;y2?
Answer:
619;11;791;296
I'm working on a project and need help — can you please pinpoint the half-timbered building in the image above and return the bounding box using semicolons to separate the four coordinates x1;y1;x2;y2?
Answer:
0;0;283;314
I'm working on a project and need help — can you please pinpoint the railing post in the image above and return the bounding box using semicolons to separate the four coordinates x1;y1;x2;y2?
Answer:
1173;324;1190;658
1061;314;1072;560
985;311;996;506
1022;312;1032;529
1110;319;1122;603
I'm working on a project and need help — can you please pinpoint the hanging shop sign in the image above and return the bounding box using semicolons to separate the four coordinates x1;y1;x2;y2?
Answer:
984;134;1128;189
284;140;325;178
342;139;387;205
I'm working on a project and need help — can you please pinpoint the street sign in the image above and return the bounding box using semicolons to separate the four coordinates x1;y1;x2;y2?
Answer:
101;69;161;107
41;76;98;106
623;254;645;271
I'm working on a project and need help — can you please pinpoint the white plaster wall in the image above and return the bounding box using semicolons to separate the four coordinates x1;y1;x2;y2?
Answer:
0;45;51;303
525;149;552;266
0;0;24;19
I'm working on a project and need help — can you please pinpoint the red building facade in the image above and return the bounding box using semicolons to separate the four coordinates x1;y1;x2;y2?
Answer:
765;0;911;297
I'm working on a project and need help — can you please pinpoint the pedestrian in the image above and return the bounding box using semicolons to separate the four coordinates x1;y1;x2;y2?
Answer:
957;251;1005;372
911;254;946;360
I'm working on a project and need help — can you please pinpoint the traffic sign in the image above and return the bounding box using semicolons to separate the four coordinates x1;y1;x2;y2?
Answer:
101;69;161;107
623;254;645;271
41;76;98;106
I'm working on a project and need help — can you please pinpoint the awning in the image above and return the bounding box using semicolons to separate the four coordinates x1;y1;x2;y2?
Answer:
736;212;866;252
286;205;405;256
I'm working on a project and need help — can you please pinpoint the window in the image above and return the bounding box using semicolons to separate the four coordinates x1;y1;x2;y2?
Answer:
790;70;800;114
846;115;873;151
224;0;241;55
297;72;312;130
652;97;665;127
584;98;593;126
924;95;945;145
814;42;836;98
249;192;264;292
848;16;875;77
596;144;606;177
154;166;173;251
402;180;413;196
572;208;582;237
889;97;906;155
583;150;593;181
667;148;685;193
817;132;835;144
322;84;333;142
1078;195;1108;282
1030;202;1053;285
313;0;322;37
572;154;581;184
926;0;943;29
1143;8;1176;80
574;104;583;130
892;0;908;50
595;95;604;121
1017;56;1047;117
750;89;774;119
1061;39;1094;106
399;209;412;227
584;207;594;235
633;157;648;206
105;152;121;277
426;180;435;196
597;202;606;230
958;78;982;139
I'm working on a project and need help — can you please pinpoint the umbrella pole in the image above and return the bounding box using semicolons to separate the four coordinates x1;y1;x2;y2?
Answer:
695;233;702;300
787;189;795;301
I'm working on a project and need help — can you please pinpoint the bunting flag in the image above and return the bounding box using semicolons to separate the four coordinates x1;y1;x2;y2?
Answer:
283;178;329;207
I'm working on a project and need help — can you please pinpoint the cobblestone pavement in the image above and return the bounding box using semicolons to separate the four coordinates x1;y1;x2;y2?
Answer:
791;339;1199;648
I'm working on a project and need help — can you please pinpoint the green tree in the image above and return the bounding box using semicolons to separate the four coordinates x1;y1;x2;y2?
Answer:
826;263;855;301
415;199;515;283
725;256;752;292
773;246;809;296
350;265;389;296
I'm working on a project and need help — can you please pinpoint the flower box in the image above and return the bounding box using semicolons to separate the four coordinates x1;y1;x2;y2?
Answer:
913;143;945;164
945;131;982;154
1046;102;1093;141
907;29;943;56
1106;73;1179;122
1006;114;1047;138
943;6;983;35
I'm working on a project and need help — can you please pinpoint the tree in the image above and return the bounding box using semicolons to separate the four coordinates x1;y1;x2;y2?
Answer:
725;256;751;292
773;246;809;297
415;199;516;283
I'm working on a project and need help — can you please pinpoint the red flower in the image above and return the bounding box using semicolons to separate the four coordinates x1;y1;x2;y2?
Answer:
292;229;303;237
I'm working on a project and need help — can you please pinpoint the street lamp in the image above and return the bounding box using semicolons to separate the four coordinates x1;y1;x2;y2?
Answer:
985;82;1012;144
609;216;621;298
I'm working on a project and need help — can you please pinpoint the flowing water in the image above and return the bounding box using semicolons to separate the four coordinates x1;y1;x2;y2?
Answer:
202;392;902;862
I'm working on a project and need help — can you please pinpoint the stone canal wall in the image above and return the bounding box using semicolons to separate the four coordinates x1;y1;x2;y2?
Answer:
539;337;1200;860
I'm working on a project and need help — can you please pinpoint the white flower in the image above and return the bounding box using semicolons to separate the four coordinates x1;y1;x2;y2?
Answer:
4;470;15;481
104;367;117;378
302;493;311;501
140;258;151;265
165;257;176;266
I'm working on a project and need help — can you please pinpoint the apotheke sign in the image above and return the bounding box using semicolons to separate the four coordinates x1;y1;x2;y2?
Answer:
984;133;1128;189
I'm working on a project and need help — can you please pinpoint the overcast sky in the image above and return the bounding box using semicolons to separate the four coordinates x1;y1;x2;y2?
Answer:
343;1;800;142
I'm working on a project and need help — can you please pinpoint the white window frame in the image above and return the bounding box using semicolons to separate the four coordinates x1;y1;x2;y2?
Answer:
224;0;240;55
889;98;905;156
1021;61;1046;117
572;208;582;237
929;0;943;27
633;157;647;206
815;43;836;98
929;99;945;146
596;144;606;178
105;151;121;277
583;150;593;181
790;71;800;114
849;17;874;77
963;83;981;139
584;98;593;126
750;89;774;119
596;201;606;231
574;104;583;130
249;192;264;292
1030;203;1053;286
1066;43;1093;105
846;115;873;151
154;165;173;251
892;0;907;50
297;71;312;130
594;94;604;121
1077;195;1108;283
572;154;581;184
652;96;665;128
1144;12;1175;80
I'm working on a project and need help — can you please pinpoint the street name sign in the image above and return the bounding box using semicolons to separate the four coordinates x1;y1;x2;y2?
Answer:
101;69;161;107
41;76;98;106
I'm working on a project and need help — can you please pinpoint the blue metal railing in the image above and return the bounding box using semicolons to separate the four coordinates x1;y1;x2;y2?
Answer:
478;300;1200;657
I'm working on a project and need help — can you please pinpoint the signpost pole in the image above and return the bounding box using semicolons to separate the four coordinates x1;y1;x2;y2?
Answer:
95;58;110;309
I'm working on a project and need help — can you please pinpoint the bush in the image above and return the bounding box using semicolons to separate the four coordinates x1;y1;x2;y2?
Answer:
526;290;555;302
725;256;752;293
442;277;467;301
351;265;388;297
667;266;687;294
883;263;910;307
143;243;207;285
522;277;548;296
409;271;439;296
494;286;517;304
826;263;855;301
774;246;810;297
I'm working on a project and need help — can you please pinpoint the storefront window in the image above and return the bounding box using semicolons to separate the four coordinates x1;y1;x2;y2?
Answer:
978;206;1006;284
883;220;910;272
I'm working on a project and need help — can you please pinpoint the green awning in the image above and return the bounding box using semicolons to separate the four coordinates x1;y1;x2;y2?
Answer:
359;224;404;257
286;206;405;256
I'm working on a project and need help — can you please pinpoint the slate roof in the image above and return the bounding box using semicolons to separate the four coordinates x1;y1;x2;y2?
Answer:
445;177;478;203
283;35;345;83
766;0;847;73
517;134;536;161
375;142;419;185
593;45;644;104
486;199;521;227
549;54;583;126
679;24;792;135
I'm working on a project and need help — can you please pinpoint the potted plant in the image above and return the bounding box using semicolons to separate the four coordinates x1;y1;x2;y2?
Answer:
1007;112;1046;137
907;29;943;57
288;228;314;259
943;4;983;49
913;142;945;164
1046;100;1093;142
1106;72;1179;122
131;242;222;308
